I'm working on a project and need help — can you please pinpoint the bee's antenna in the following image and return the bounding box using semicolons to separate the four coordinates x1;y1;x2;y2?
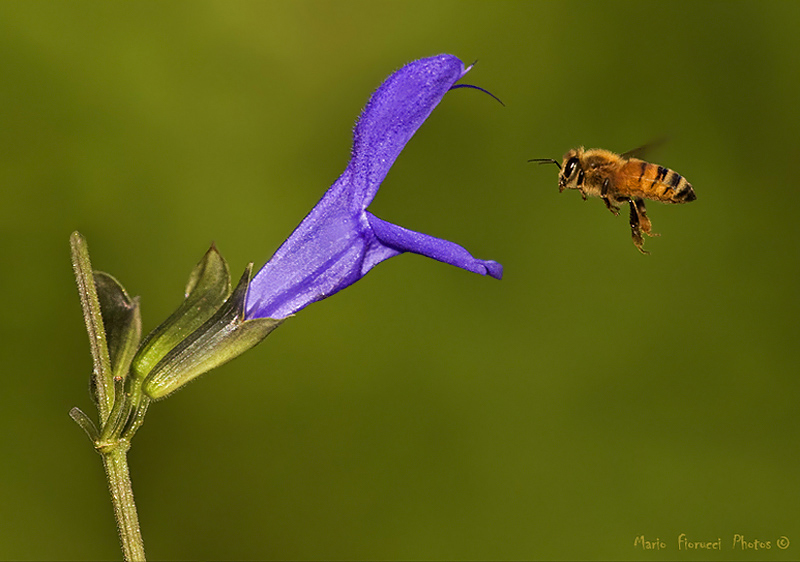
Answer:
448;83;505;107
528;158;561;170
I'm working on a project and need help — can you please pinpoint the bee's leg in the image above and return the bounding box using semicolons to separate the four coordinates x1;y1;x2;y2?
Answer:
633;198;659;238
628;200;649;254
602;197;620;216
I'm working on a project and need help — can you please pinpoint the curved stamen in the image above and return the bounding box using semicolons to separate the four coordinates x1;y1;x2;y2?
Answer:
448;83;505;107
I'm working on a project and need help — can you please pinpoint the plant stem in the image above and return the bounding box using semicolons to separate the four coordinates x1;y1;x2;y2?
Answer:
70;232;147;560
70;231;114;421
102;445;146;562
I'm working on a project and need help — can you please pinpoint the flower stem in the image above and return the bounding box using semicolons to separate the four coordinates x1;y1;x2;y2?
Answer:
70;231;147;560
102;444;146;562
70;231;114;421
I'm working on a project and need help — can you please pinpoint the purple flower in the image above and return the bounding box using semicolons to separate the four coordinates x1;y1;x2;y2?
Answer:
245;54;502;320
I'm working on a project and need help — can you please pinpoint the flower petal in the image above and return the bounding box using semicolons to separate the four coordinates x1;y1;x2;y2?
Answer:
342;54;469;211
366;212;503;279
244;190;370;319
245;55;499;321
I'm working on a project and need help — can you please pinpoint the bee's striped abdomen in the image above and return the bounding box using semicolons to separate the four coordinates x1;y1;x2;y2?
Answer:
625;159;696;204
659;168;696;203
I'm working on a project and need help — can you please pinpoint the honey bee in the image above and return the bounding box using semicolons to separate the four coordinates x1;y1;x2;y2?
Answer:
531;147;696;254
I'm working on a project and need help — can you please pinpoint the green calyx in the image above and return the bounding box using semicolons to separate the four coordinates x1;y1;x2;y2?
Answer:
95;272;142;384
70;234;284;449
130;244;232;385
140;264;283;400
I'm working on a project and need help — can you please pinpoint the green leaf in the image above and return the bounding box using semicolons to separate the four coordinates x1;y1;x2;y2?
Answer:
94;272;141;382
142;264;283;400
131;244;231;383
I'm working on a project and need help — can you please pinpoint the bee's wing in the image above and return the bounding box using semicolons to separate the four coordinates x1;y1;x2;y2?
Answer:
621;137;669;160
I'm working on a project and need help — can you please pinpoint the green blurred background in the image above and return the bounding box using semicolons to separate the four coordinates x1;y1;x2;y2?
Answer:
2;1;799;560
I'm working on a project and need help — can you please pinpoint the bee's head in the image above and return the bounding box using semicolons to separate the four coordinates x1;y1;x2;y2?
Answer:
557;148;585;193
529;147;585;193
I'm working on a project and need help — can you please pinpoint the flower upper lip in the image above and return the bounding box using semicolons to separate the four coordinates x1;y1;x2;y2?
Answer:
245;54;502;321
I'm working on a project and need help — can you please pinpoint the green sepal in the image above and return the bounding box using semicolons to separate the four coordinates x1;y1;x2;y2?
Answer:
142;264;283;400
94;272;141;382
130;244;231;383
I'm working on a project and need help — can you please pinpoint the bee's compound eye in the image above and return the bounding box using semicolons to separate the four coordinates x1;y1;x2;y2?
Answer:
564;157;579;179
